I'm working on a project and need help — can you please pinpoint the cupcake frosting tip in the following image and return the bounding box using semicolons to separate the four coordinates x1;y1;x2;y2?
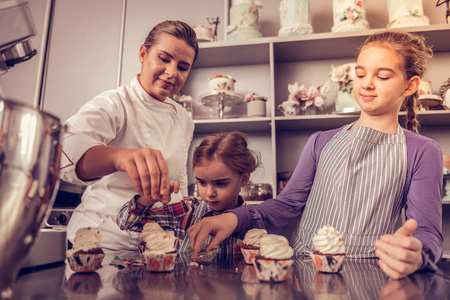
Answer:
259;234;293;260
312;225;345;255
71;227;102;252
243;228;268;247
140;221;165;241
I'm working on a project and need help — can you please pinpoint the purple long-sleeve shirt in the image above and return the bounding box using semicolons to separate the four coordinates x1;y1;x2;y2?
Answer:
231;126;443;271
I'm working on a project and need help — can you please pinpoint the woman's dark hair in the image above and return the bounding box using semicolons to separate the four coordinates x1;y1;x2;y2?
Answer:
193;131;260;175
359;30;433;133
142;20;199;63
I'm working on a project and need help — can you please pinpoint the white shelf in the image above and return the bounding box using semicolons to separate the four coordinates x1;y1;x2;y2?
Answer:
194;117;271;133
194;24;450;68
193;110;450;133
274;110;450;131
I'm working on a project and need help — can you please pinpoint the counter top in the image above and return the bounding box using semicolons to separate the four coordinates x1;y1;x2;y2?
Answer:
12;251;450;299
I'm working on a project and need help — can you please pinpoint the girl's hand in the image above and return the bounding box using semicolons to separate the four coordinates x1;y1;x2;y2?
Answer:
187;213;238;256
374;219;422;279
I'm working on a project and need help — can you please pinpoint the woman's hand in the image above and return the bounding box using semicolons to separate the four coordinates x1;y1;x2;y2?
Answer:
76;145;175;202
187;213;238;256
136;181;180;206
374;219;422;279
113;148;174;201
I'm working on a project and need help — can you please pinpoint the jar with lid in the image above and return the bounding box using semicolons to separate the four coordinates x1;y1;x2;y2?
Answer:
252;183;273;201
240;183;253;202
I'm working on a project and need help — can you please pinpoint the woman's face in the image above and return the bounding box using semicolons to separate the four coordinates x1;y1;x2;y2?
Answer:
194;160;249;212
139;33;195;101
353;45;418;116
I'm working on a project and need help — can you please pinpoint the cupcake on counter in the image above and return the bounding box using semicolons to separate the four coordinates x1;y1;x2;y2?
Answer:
141;227;178;272
66;227;105;273
138;221;165;256
310;225;345;273
241;228;267;264
253;234;294;282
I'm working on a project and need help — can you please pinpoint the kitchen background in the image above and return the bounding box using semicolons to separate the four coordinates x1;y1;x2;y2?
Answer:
2;0;450;253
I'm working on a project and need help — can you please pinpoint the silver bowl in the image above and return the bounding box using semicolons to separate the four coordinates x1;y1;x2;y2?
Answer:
0;99;63;299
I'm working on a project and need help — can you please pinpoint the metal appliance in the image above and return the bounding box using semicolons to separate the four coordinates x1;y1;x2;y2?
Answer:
0;1;64;298
0;0;37;74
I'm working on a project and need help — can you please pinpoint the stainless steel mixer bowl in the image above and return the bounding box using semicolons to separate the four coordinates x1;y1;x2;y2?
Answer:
0;98;63;298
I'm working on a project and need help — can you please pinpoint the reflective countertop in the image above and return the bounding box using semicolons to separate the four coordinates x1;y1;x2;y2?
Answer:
12;251;450;299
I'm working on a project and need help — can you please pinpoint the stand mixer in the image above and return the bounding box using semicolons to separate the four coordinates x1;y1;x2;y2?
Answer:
0;1;64;298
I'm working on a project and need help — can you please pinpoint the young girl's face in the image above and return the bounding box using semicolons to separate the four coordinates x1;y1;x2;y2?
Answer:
353;45;416;116
194;160;249;212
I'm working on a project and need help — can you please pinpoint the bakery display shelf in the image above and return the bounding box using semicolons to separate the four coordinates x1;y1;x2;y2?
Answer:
194;24;450;68
413;110;450;126
274;110;450;131
273;24;450;62
200;91;244;119
275;114;360;131
193;117;271;134
442;250;450;259
195;41;270;68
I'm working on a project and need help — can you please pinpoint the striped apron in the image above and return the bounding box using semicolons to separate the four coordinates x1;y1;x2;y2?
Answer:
291;123;407;258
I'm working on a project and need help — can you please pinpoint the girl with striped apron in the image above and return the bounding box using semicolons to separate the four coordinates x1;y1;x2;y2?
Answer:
291;123;407;258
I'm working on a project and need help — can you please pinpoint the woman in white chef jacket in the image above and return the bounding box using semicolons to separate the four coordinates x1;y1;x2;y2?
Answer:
60;20;198;252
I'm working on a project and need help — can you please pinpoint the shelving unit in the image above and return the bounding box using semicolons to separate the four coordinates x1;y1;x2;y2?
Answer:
184;24;450;190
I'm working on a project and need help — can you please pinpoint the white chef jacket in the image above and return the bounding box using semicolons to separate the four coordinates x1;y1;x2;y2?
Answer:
60;76;194;252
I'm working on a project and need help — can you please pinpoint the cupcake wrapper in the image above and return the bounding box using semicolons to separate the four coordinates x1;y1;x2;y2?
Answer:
142;252;177;272
310;253;345;273
253;258;293;282
241;248;260;265
67;252;105;273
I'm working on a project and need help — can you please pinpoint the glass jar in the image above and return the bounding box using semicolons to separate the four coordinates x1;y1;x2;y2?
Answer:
252;183;273;201
240;184;253;202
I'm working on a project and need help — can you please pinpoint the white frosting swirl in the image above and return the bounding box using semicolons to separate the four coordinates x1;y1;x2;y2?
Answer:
312;225;345;254
143;232;176;254
243;229;268;247
71;227;102;252
140;221;165;241
259;234;293;259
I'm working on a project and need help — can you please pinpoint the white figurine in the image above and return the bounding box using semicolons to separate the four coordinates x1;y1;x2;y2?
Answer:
227;0;263;41
331;0;370;33
386;0;430;28
278;0;313;37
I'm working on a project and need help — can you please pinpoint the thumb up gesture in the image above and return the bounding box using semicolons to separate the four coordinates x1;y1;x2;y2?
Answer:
374;219;422;279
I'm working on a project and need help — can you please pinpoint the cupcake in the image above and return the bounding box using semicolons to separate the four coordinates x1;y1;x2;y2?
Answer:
310;225;345;273
241;228;267;264
253;234;294;282
141;229;178;272
66;227;105;273
138;221;165;256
